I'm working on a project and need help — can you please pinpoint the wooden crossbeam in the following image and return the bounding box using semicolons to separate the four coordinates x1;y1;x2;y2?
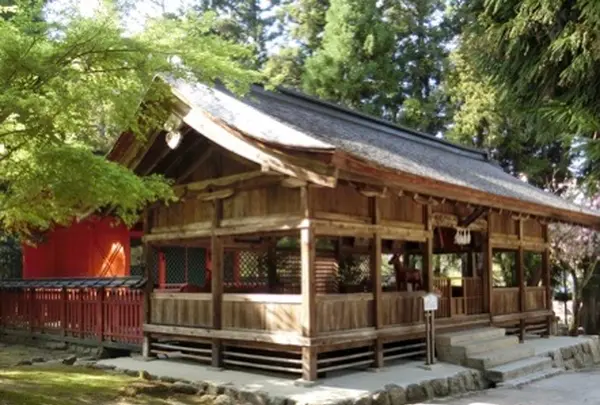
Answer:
457;206;487;228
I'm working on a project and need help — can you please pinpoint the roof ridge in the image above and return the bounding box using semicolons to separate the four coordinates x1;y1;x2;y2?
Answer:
251;84;491;162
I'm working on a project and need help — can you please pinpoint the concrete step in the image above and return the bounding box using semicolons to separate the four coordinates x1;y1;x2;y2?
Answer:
497;368;563;388
439;335;519;362
464;345;536;369
436;327;506;347
485;356;553;383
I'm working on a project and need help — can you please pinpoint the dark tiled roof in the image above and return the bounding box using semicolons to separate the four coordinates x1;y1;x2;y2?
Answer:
167;78;599;219
0;277;146;289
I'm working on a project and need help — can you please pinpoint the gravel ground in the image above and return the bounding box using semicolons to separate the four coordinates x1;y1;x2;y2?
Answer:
430;369;600;405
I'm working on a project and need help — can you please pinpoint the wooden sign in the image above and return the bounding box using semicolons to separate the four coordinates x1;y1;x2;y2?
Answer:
423;293;439;312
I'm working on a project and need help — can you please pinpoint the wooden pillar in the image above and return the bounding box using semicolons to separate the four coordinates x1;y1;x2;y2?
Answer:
542;223;552;336
61;287;68;337
423;205;434;292
211;199;224;368
517;219;526;342
483;216;493;315
370;196;383;369
300;225;317;381
142;208;154;359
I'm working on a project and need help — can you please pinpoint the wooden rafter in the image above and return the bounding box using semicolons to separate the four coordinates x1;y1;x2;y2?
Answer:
457;206;488;228
182;108;338;188
175;145;215;184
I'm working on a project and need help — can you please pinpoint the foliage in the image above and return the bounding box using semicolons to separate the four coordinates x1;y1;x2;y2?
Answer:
0;0;257;236
453;0;600;188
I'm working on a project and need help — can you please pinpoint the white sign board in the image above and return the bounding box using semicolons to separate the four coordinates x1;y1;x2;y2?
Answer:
423;293;439;312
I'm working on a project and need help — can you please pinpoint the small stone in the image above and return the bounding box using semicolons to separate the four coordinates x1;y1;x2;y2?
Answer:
564;359;576;370
124;369;140;377
158;376;179;384
139;370;152;380
406;384;428;403
371;390;390;405
172;382;200;395
384;384;406;405
352;394;372;405
431;378;449;397
448;376;465;396
267;396;286;405
15;360;32;366
207;383;226;396
214;395;235;405
223;387;239;400
31;357;45;363
461;371;476;391
239;390;268;405
94;363;116;370
74;360;96;368
420;381;434;400
45;342;67;350
62;355;77;366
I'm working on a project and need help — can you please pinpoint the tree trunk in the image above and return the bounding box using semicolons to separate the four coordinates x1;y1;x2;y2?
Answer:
570;270;581;335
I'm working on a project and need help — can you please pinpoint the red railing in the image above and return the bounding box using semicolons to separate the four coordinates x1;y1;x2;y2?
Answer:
0;287;143;346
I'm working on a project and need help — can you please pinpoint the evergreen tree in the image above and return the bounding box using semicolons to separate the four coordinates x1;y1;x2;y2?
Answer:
454;0;600;188
302;0;399;117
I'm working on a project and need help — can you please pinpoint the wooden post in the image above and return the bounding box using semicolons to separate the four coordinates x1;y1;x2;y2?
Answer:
370;196;383;369
517;219;526;342
97;287;105;343
300;225;317;381
29;288;35;333
423;205;433;292
142;208;154;359
484;214;493;315
61;287;68;337
542;224;552;336
211;199;224;369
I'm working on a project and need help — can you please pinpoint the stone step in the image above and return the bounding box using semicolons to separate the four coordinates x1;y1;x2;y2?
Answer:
485;356;553;383
438;335;520;362
436;327;506;347
497;368;562;388
464;345;536;370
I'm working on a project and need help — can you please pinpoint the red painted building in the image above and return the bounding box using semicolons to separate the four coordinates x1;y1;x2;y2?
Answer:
22;217;143;279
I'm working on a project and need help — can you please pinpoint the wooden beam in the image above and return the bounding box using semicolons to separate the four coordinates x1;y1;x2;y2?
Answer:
281;178;308;188
174;170;280;196
183;108;338;188
458;206;488;228
176;145;215;183
196;188;235;202
211;199;224;368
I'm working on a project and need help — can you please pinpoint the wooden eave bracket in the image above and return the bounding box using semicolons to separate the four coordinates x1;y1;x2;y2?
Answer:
457;206;488;228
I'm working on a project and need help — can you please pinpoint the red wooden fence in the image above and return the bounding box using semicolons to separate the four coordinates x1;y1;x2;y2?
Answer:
0;287;143;346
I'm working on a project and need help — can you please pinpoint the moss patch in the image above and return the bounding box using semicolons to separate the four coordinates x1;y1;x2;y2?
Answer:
0;366;216;405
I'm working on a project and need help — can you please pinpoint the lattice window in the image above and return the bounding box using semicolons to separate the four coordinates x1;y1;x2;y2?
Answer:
275;252;301;294
337;253;372;293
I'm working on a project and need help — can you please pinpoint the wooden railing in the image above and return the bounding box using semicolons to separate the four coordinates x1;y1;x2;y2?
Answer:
526;286;546;311
151;292;212;328
0;288;143;345
223;294;301;332
381;291;424;326
434;277;484;317
492;288;520;315
317;293;373;333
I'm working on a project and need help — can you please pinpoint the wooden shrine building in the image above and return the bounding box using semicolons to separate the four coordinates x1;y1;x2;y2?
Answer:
107;78;600;382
